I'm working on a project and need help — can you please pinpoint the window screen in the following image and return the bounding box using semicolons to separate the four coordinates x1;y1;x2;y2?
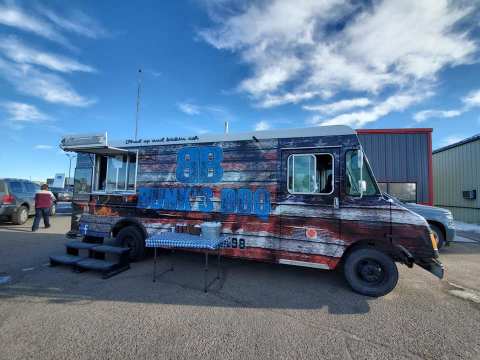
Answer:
287;153;333;194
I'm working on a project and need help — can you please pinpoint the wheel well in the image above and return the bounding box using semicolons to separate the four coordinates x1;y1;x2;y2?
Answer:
111;218;147;240
341;239;397;264
20;202;29;211
427;220;445;239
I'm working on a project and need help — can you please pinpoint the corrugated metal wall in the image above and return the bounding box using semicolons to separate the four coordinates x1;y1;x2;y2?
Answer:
433;139;480;223
358;132;431;204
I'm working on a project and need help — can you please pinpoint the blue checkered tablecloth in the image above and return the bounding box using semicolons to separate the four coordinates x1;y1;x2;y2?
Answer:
145;232;225;250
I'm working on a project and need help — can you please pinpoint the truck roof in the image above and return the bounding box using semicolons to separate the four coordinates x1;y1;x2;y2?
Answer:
61;125;356;153
109;125;356;148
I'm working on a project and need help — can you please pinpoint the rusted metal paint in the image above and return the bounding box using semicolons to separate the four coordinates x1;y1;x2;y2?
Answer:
70;133;435;270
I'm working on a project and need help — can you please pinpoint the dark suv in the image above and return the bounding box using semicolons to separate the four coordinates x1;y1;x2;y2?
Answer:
0;179;56;225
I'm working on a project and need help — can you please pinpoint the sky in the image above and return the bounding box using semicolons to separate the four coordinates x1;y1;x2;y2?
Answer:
1;0;480;181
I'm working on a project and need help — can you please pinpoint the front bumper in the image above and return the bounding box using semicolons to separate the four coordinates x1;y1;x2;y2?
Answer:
417;258;444;279
445;225;456;244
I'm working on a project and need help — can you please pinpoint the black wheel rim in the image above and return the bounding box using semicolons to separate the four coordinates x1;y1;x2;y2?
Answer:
356;258;385;285
123;235;137;253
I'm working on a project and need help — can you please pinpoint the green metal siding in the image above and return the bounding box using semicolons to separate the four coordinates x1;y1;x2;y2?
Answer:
433;139;480;223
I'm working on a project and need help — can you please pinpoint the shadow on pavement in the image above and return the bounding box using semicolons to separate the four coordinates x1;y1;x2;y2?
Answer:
0;231;372;315
442;241;480;255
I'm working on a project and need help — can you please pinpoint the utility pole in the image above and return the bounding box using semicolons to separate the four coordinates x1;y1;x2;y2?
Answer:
66;153;76;186
135;68;143;140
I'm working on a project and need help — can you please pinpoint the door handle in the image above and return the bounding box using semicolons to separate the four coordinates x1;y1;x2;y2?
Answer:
334;197;339;209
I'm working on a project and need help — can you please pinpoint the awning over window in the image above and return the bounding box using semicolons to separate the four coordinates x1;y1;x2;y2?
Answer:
66;146;132;156
60;133;134;155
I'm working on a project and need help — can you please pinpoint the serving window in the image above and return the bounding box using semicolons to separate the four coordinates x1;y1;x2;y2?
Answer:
287;153;334;195
94;153;137;193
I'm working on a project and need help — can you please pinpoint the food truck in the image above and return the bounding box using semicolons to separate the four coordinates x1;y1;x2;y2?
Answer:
61;125;443;296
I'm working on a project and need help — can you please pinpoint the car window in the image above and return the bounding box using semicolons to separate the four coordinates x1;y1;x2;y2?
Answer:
0;181;5;195
25;182;36;193
9;181;24;193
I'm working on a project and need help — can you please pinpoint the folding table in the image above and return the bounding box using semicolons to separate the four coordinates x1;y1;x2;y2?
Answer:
145;232;225;292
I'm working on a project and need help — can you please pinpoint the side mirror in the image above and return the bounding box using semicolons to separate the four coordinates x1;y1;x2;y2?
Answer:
359;180;367;193
357;149;364;169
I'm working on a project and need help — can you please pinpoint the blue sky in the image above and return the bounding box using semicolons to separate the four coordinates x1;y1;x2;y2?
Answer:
1;0;480;181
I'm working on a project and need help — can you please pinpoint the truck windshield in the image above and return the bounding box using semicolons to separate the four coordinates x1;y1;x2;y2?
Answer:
345;150;379;196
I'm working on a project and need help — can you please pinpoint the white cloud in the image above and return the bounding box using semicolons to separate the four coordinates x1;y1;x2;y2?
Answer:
0;2;70;46
463;89;480;108
201;0;478;123
413;88;480;122
36;6;108;39
413;109;463;122
303;97;371;114
177;102;201;115
440;135;465;147
0;3;108;46
0;36;95;73
0;58;94;107
34;144;53;150
314;90;431;127
2;101;49;122
259;90;328;108
176;102;234;125
254;120;271;131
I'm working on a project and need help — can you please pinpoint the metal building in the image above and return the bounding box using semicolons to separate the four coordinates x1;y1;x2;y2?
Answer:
433;134;480;223
358;128;433;205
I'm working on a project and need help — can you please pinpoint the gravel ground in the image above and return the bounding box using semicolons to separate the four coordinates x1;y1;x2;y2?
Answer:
0;216;479;360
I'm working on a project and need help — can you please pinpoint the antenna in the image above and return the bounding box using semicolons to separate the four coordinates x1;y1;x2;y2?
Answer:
135;68;142;140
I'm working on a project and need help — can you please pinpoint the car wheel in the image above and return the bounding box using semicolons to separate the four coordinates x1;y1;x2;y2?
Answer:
344;247;399;297
12;205;29;225
50;203;56;216
114;226;145;262
429;224;445;249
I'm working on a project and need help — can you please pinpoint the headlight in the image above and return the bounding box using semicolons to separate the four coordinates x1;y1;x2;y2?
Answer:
446;212;454;227
430;232;438;251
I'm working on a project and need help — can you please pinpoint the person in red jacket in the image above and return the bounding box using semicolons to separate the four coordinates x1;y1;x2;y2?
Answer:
32;184;55;232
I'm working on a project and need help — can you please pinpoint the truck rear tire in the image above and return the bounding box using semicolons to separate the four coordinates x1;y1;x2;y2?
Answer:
115;226;145;262
344;247;398;297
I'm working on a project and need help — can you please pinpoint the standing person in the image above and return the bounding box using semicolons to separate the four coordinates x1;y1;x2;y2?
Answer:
32;184;55;232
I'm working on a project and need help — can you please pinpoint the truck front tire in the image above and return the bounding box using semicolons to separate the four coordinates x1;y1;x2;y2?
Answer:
344;247;399;297
115;226;145;262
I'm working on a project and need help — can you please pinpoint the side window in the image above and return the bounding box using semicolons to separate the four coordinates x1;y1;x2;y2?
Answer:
287;153;334;194
345;150;379;196
25;182;36;193
9;181;24;194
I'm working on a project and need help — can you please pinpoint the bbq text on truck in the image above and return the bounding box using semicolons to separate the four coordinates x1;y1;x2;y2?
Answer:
60;126;443;296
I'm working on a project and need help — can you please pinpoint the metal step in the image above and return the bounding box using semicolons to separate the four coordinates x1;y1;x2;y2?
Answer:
65;241;98;250
75;258;130;279
92;245;130;255
76;258;117;271
50;254;85;266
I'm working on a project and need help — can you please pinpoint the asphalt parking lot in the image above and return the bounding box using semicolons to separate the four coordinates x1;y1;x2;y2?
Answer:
0;216;479;360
